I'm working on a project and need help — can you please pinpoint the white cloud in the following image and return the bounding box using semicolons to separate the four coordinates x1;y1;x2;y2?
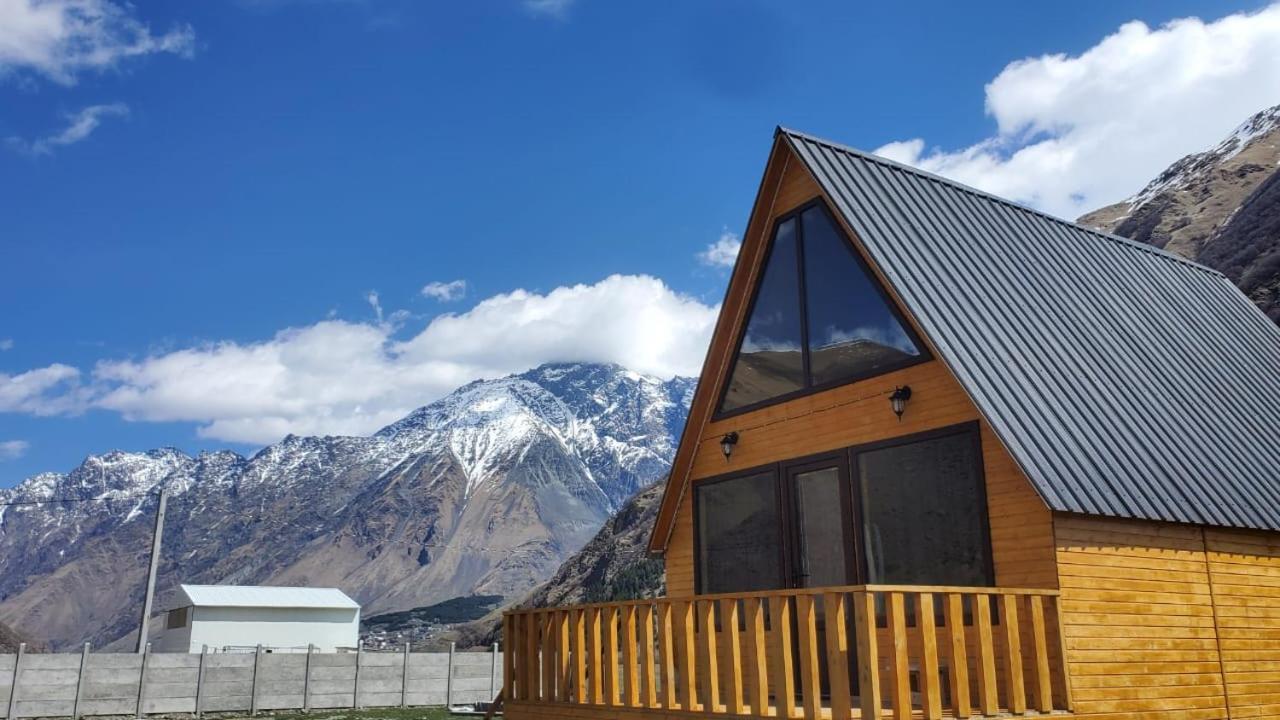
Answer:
0;364;85;416
873;4;1280;219
523;0;573;19
7;103;128;155
421;280;466;302
0;440;29;461
5;275;718;444
697;230;741;268
0;339;12;351
0;0;194;86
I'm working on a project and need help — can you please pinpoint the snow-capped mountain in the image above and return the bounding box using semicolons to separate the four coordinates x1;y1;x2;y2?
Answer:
1080;104;1280;321
0;363;695;650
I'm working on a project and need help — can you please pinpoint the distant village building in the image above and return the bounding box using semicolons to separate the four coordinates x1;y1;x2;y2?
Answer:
157;584;360;653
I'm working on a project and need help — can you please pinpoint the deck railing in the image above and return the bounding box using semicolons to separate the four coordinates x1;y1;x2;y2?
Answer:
503;585;1072;718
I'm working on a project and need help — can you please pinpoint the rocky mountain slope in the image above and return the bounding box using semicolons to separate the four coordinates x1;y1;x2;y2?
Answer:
452;481;667;649
0;364;694;651
1079;104;1280;321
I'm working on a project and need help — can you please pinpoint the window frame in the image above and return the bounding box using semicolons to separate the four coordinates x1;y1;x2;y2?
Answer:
714;199;932;420
691;421;994;594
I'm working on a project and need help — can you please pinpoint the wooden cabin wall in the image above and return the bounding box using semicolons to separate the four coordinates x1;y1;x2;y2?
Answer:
1055;516;1280;720
663;149;1058;599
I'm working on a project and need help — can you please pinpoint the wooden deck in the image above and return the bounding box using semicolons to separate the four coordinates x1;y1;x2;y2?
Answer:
502;585;1072;719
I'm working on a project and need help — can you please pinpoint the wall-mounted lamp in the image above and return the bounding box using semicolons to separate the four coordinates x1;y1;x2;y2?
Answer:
720;431;739;461
889;386;912;421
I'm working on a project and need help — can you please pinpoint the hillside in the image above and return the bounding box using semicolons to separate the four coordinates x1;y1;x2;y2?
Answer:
453;481;666;648
0;364;694;651
1079;104;1280;321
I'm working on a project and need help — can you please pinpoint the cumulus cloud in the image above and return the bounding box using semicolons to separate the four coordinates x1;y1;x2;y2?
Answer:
873;4;1280;219
523;0;573;19
0;0;194;85
0;364;85;416
697;230;741;268
2;275;718;444
0;440;30;461
7;103;128;155
421;280;466;302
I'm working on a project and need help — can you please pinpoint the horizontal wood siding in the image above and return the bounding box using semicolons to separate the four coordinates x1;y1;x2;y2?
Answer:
1055;515;1229;720
1205;528;1280;719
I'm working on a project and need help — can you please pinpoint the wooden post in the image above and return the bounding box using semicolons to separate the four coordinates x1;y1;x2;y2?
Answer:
743;598;769;716
303;645;314;713
446;642;456;708
136;642;152;719
656;603;676;710
401;642;411;708
796;595;821;719
768;596;796;719
1028;596;1053;712
7;643;25;720
354;646;364;710
974;594;998;716
72;643;91;720
1001;594;1026;714
852;592;881;720
194;645;207;719
250;644;263;716
943;595;971;719
721;599;743;715
823;593;852;720
918;594;943;720
639;605;657;708
491;642;500;702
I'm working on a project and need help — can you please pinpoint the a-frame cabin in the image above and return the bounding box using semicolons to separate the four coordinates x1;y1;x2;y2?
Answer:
503;128;1280;720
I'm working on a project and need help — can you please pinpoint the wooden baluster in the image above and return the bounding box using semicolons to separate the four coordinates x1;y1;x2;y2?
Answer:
823;593;852;720
888;593;911;720
697;600;722;712
918;594;943;720
623;605;639;707
572;609;587;704
541;611;556;702
796;594;822;719
658;602;678;709
677;600;699;711
558;610;572;702
943;594;971;718
503;615;516;702
1027;597;1053;713
743;597;770;716
588;607;603;704
721;599;745;715
852;591;881;720
640;604;657;708
604;607;620;706
1051;597;1073;712
1000;595;1026;715
525;612;541;702
974;595;998;716
768;596;797;719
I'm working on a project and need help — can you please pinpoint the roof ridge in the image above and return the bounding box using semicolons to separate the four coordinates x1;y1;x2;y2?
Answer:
776;126;1226;279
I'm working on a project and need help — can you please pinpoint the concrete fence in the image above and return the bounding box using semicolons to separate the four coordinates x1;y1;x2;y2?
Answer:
0;643;503;719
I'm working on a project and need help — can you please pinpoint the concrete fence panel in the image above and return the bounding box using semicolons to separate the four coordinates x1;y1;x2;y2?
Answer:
0;645;503;719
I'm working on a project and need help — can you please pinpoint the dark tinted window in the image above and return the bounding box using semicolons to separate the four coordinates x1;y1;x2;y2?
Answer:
696;471;783;594
720;219;804;412
717;203;924;415
802;206;922;387
857;431;991;586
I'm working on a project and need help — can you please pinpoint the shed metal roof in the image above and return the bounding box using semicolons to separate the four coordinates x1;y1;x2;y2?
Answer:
780;128;1280;531
178;585;359;610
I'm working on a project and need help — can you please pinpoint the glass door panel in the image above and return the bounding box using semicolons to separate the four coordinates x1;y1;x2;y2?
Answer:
789;466;852;588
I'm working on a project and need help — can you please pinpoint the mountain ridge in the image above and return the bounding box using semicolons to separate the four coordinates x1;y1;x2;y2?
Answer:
0;363;695;651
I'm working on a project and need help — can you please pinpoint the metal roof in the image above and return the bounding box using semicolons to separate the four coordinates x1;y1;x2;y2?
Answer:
178;585;360;610
781;127;1280;531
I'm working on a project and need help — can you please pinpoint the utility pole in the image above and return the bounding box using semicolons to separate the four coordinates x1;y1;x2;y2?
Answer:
136;488;168;653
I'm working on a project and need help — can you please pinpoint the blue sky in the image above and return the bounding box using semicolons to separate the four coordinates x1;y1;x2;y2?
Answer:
2;0;1277;486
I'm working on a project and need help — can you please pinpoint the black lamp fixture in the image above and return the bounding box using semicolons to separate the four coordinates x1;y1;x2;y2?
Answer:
720;431;740;461
889;385;912;421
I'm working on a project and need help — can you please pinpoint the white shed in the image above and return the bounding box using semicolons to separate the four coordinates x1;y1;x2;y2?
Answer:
157;585;360;653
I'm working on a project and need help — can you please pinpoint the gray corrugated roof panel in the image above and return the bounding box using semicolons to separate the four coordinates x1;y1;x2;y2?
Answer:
780;127;1280;531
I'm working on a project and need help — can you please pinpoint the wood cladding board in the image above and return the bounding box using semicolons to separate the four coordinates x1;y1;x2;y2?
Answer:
1055;515;1230;720
1205;528;1280;720
662;143;1057;599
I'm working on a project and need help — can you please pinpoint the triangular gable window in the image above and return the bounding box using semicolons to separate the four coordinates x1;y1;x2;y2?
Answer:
719;202;926;415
